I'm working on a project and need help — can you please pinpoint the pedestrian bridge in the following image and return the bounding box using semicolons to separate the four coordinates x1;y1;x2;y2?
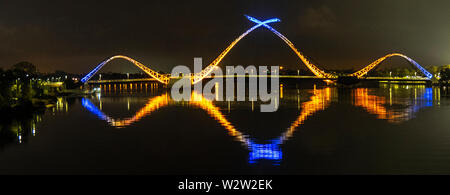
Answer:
80;15;434;85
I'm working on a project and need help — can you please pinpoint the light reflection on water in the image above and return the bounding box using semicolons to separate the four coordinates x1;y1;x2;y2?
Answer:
80;84;441;165
0;83;448;174
353;86;436;123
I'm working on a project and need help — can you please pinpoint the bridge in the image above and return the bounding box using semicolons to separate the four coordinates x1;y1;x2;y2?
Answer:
80;15;434;85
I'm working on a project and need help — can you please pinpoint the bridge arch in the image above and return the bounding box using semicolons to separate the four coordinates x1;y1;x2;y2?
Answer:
351;53;433;79
81;16;339;85
191;16;335;84
80;55;170;84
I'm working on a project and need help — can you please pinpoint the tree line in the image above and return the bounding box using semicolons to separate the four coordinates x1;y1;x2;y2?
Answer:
0;62;82;110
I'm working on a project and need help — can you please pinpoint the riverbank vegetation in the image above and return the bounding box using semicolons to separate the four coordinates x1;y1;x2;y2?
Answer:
0;62;81;113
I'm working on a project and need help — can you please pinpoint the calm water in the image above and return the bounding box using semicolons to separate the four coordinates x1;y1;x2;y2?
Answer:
0;82;449;174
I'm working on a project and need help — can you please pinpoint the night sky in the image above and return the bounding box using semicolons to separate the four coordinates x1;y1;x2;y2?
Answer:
0;0;449;74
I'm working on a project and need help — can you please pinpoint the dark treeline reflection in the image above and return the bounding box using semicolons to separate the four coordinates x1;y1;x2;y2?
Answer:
0;97;76;149
0;112;42;149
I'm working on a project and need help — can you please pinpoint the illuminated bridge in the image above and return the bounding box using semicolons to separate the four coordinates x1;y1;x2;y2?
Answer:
80;15;434;85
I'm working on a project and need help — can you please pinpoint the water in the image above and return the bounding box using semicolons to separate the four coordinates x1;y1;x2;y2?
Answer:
0;83;449;174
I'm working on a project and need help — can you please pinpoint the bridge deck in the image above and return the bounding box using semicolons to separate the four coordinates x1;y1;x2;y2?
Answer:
86;75;430;84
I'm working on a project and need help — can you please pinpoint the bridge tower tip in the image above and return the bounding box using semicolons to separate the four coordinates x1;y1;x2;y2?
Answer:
244;15;281;24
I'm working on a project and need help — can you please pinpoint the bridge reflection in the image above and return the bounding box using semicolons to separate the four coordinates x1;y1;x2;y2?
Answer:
353;86;436;123
82;94;170;127
81;85;438;165
82;88;331;164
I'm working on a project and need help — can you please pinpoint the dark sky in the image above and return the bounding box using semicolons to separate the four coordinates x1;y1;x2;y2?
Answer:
0;0;449;74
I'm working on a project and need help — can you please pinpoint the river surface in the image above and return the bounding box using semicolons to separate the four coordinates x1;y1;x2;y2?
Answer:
0;83;449;174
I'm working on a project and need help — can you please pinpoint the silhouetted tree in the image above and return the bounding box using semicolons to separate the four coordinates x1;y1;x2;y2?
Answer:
13;62;37;75
441;68;450;81
63;78;77;89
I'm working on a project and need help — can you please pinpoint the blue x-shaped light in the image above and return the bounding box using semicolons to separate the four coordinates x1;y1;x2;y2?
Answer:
245;15;280;25
245;15;280;30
